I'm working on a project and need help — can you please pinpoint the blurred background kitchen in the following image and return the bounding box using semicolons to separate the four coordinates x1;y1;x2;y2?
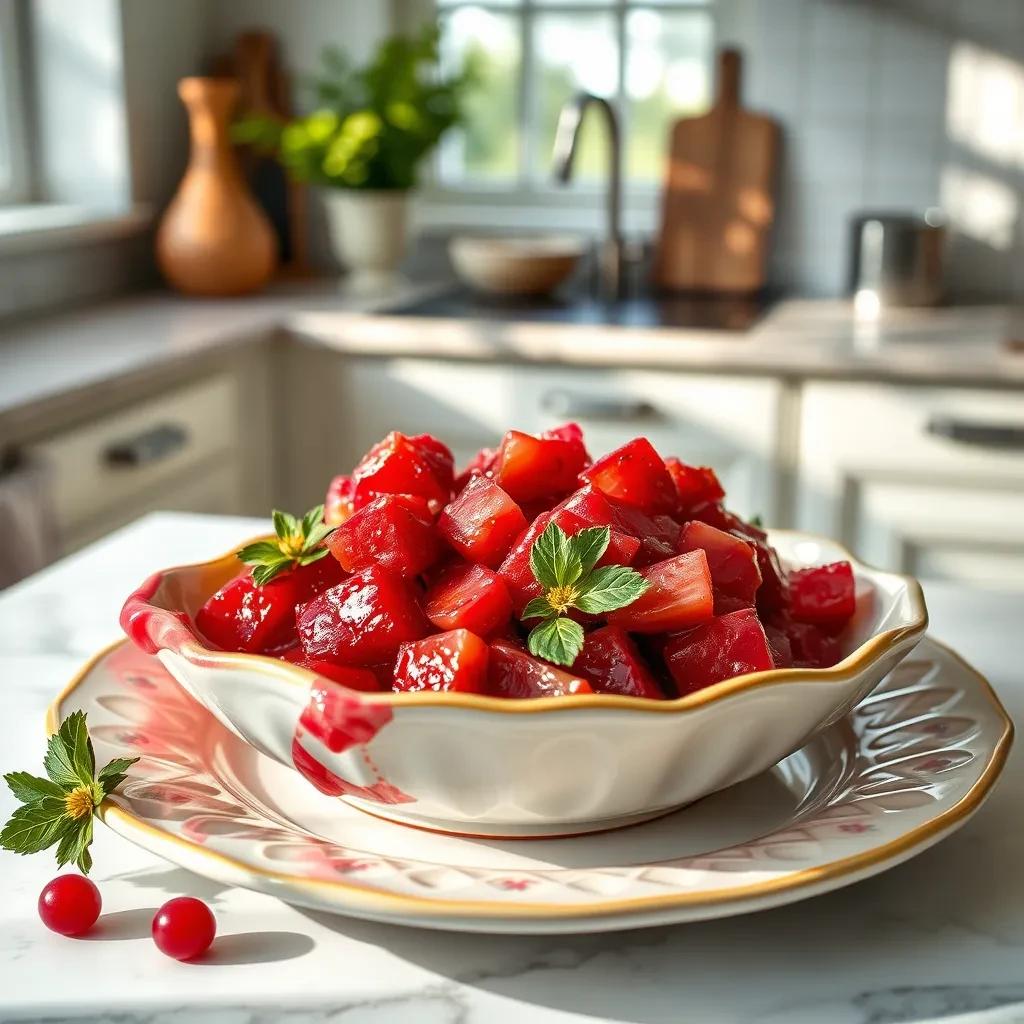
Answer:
0;0;1022;591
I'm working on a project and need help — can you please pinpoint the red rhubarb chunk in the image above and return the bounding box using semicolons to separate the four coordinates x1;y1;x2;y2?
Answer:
325;474;355;526
571;625;664;699
580;437;678;514
453;446;499;493
605;497;681;565
297;566;429;666
677;520;761;609
280;649;382;691
789;561;856;627
393;629;490;693
487;641;593;698
196;570;301;654
327;494;442;578
438;477;528;568
542;421;591;465
492;430;588;504
350;431;452;510
408;433;455;490
606;550;714;633
665;458;725;513
663;608;775;694
424;562;514;637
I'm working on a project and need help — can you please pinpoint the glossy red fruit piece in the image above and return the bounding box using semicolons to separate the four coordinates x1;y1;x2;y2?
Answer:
542;421;591;464
789;561;856;626
665;458;725;513
38;875;102;937
350;431;452;510
297;566;430;665
424;562;514;636
663;608;775;694
152;897;216;961
407;433;456;490
786;619;844;668
606;550;714;633
487;640;594;698
605;497;680;565
492;429;588;503
580;437;678;514
279;649;382;691
327;494;442;578
571;625;664;699
677;520;761;609
453;446;499;492
325;474;355;525
196;570;300;654
438;477;528;568
393;629;490;693
291;554;348;604
762;618;795;668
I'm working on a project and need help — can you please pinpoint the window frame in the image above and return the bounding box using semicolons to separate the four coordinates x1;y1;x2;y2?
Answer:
0;0;30;205
424;0;716;223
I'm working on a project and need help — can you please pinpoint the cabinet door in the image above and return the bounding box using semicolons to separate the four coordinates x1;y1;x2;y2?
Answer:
513;367;785;523
797;383;1024;588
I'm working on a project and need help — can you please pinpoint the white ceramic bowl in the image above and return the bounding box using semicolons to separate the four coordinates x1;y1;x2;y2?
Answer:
448;234;585;297
120;531;927;837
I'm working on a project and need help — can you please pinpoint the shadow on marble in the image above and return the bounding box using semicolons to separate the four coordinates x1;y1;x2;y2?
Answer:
79;907;153;942
195;931;315;966
114;864;231;905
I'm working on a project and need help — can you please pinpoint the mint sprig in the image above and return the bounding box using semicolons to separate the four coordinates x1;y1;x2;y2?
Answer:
237;504;336;586
521;523;649;667
1;711;139;874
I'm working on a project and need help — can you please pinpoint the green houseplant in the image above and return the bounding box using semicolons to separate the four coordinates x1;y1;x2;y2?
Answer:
235;24;474;287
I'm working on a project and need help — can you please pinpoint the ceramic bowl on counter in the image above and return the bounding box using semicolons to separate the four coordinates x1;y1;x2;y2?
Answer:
120;531;927;838
448;234;586;298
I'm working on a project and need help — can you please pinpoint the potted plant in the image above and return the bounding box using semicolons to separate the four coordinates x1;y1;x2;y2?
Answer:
235;24;473;290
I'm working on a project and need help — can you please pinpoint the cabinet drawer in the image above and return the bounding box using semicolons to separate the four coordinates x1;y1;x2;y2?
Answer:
26;374;240;534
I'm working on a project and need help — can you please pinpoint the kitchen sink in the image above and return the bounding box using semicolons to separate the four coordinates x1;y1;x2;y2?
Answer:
387;285;778;333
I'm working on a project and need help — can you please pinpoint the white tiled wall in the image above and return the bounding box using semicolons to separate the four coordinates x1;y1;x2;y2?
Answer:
720;0;1024;299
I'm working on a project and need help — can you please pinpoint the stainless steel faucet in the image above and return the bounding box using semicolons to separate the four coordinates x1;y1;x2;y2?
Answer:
552;92;624;299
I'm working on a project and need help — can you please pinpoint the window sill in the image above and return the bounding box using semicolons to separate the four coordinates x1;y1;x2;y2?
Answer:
0;203;153;255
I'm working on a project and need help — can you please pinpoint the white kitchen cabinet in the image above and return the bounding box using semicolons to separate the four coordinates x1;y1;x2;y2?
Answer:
797;383;1024;588
333;358;787;523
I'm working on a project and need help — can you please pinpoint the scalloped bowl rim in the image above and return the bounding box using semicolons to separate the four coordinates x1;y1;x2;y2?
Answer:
120;529;928;715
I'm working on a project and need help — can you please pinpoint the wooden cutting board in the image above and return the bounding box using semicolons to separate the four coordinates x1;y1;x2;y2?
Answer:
653;49;780;294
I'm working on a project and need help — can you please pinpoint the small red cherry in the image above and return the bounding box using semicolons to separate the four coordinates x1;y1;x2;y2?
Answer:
38;875;102;936
151;897;216;961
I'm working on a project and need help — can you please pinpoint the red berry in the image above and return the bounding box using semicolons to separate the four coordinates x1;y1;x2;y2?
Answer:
152;897;216;961
38;875;102;936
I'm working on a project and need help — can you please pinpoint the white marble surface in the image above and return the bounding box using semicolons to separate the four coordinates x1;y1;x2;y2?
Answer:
1;286;1022;427
0;513;1022;1024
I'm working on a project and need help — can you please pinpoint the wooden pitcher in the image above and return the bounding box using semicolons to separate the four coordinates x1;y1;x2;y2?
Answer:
156;77;277;296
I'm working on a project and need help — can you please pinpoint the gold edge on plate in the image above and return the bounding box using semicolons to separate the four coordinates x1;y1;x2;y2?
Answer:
131;530;931;715
49;636;1013;923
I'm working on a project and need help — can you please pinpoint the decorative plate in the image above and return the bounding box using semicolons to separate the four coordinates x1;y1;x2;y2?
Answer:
49;637;1012;934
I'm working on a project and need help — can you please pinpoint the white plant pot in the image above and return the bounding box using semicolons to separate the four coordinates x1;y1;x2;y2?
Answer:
322;189;411;292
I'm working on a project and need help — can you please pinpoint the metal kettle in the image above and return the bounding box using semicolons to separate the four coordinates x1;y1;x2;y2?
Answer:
848;210;946;307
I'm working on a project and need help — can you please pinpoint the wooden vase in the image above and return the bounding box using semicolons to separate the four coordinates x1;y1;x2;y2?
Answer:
157;77;277;296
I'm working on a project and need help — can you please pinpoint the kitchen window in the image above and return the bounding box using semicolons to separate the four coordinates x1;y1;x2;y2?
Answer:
0;0;29;204
435;0;714;202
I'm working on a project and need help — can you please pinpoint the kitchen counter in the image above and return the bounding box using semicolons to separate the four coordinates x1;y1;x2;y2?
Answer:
0;512;1022;1023
1;284;1022;430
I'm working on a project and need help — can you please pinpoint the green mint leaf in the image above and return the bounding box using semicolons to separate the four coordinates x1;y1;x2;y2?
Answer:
749;514;764;529
0;797;73;856
59;710;95;787
55;820;85;869
272;509;300;540
522;597;558;621
297;549;330;567
573;565;650;614
572;526;610;579
302;522;334;551
76;820;94;874
97;757;139;787
251;562;289;586
527;617;586;667
301;505;326;541
237;541;287;565
43;731;82;790
530;522;581;590
4;772;64;805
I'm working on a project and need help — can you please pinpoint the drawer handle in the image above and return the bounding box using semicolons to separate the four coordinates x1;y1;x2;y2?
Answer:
104;424;190;467
926;415;1024;450
542;390;660;422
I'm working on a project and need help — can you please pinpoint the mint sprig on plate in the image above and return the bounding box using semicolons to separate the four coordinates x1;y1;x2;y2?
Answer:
237;504;336;585
521;523;649;667
1;711;138;874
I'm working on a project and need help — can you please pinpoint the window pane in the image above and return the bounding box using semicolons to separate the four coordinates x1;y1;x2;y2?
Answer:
533;12;619;183
625;7;712;181
439;7;522;184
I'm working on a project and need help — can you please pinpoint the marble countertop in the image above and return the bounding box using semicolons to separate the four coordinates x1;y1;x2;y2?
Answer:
0;512;1022;1023
1;283;1022;428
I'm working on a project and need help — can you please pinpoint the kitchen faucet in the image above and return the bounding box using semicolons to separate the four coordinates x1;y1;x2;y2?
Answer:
552;92;624;299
